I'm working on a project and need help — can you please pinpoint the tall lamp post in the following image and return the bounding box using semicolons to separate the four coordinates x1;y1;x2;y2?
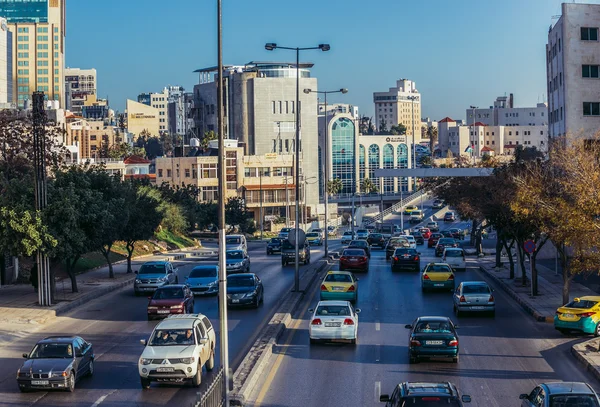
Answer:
265;42;330;292
303;87;347;257
469;105;478;165
407;95;418;191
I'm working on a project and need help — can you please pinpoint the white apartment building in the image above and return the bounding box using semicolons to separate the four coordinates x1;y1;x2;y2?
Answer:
64;67;97;115
138;88;169;133
547;2;600;141
466;96;548;127
373;79;422;137
0;17;12;106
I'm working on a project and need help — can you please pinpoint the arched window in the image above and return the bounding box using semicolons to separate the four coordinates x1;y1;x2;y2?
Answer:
397;144;408;191
368;144;379;188
383;144;394;193
359;145;366;184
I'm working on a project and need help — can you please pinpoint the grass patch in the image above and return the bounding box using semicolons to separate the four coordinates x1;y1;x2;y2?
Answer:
155;229;197;249
72;251;126;275
112;240;156;258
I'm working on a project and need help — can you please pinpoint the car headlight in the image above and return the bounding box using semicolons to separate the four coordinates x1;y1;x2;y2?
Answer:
243;291;257;298
207;280;217;286
227;295;232;299
180;357;196;364
135;279;142;284
234;262;243;267
51;371;68;378
170;304;183;309
148;306;158;310
140;358;153;365
158;276;168;282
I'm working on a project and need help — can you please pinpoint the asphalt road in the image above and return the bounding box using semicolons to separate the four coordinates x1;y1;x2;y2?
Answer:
253;217;599;407
0;240;345;407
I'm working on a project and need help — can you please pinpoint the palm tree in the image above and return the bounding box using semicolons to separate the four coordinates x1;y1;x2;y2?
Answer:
360;178;378;194
327;178;343;196
427;126;438;157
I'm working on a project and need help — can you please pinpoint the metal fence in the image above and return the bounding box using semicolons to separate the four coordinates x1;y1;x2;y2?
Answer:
192;367;225;407
363;190;427;226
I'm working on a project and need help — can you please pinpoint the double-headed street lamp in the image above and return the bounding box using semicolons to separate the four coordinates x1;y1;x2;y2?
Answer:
303;87;347;257
407;95;418;191
470;105;478;165
265;42;330;292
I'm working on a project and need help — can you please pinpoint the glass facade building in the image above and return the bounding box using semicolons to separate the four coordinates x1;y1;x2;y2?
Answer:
0;0;48;23
330;117;355;194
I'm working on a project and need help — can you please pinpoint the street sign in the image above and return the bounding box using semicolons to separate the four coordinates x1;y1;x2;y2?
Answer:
524;239;536;254
288;229;306;246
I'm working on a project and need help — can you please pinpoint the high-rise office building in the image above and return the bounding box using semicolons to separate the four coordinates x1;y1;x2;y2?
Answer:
0;0;66;108
0;17;12;106
373;79;422;137
64;67;97;115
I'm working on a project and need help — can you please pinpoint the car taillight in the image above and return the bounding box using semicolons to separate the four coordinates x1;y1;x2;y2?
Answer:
394;256;399;261
423;274;430;280
489;295;495;302
362;257;367;261
347;285;355;292
448;339;458;346
414;256;419;261
580;312;595;318
311;318;322;325
448;274;454;280
460;295;466;303
343;318;354;325
340;256;347;261
321;284;327;291
410;339;421;347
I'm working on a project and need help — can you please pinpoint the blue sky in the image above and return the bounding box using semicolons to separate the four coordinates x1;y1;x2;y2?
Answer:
66;0;574;121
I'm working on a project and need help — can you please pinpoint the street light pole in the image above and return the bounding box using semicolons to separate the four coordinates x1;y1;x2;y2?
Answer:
260;171;263;240
285;176;289;228
408;95;418;191
470;105;478;165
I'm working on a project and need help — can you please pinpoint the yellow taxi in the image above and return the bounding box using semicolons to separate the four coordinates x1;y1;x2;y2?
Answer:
421;263;455;292
404;205;419;215
320;270;358;304
554;296;600;336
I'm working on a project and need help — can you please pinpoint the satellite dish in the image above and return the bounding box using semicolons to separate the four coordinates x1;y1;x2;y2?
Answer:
288;229;306;247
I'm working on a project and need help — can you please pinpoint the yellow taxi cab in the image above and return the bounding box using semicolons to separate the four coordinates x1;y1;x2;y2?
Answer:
404;205;419;215
554;296;600;336
320;271;358;304
421;263;455;292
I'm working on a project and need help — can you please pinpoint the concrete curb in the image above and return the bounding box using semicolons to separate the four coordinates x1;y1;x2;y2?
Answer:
229;259;330;406
572;338;600;383
479;265;553;323
55;277;135;317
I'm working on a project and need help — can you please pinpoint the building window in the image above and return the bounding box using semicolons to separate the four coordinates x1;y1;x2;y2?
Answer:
583;102;600;116
244;167;257;177
583;65;600;78
540;130;544;135
167;169;172;177
201;186;218;202
581;27;599;41
492;141;495;145
158;169;163;177
185;168;190;178
201;163;217;178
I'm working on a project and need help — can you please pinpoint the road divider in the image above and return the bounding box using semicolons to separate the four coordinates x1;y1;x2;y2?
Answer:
571;338;600;382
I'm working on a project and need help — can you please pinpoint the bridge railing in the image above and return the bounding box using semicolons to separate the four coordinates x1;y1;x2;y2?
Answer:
362;190;428;227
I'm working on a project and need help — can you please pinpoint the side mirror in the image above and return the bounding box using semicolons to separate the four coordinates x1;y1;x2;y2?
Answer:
355;309;361;314
134;270;138;274
519;394;528;400
140;339;147;346
380;394;390;402
22;353;29;358
462;395;472;403
199;338;208;345
404;324;412;329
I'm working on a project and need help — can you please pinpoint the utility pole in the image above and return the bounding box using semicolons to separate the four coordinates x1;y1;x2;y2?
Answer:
259;171;263;240
408;95;418;191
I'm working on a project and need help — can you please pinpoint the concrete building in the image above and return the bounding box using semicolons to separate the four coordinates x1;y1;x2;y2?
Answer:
138;87;171;133
168;90;194;141
64;67;96;115
192;62;319;214
373;79;422;137
547;2;600;141
0;17;13;106
65;117;119;160
126;99;160;137
466;95;548;127
81;94;111;120
1;0;65;108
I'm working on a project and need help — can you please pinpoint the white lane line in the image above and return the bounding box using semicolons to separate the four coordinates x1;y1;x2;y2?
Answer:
375;321;381;331
91;389;117;407
375;381;381;402
376;343;381;362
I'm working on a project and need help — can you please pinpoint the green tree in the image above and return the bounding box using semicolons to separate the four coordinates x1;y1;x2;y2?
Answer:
0;208;56;257
118;113;126;133
390;123;407;135
359;115;375;135
326;178;343;196
225;196;254;233
160;203;188;233
378;119;388;134
427;126;438;156
200;131;218;150
360;178;378;194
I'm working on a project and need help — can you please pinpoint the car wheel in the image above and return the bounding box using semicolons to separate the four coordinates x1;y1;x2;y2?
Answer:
191;364;202;387
66;371;75;392
147;315;153;321
489;310;496;318
140;377;151;389
87;359;94;377
385;256;390;261
206;349;215;371
421;286;426;293
18;386;30;393
557;328;568;334
409;356;419;364
452;356;459;363
595;322;600;337
134;291;141;297
174;276;179;284
310;338;317;345
454;306;461;317
282;261;286;266
254;296;260;309
365;267;369;273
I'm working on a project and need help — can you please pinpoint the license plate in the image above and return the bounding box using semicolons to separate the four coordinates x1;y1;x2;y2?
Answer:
232;299;240;303
563;313;574;318
426;340;443;345
325;322;340;327
332;286;344;291
157;310;170;314
434;283;444;287
31;380;49;385
156;367;174;373
471;306;484;310
349;258;357;262
403;255;409;258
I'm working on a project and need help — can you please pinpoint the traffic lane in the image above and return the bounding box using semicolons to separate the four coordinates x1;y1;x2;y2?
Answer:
255;249;598;407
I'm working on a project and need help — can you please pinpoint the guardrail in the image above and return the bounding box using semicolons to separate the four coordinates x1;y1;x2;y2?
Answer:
363;190;428;227
192;367;225;407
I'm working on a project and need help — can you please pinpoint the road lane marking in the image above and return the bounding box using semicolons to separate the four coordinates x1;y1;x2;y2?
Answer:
375;321;380;331
376;343;381;362
375;381;381;402
91;389;117;407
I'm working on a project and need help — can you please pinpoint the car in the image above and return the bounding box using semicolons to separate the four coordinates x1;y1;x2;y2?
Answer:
138;314;216;389
365;224;376;231
311;228;324;238
426;221;439;232
443;248;467;271
421;263;455;292
266;238;283;255
453;281;495;317
554;296;600;335
356;229;369;240
134;261;179;296
348;239;371;258
225;249;250;274
435;238;458;257
278;227;291;239
147;285;195;320
367;232;386;248
441;229;454;238
225;234;247;251
185;265;219;296
227;273;264;308
405;316;460;363
385;236;410;260
281;240;311;266
308;300;360;344
448;228;465;240
410;210;424;223
411;231;425;245
404;205;418;215
306;232;323;246
444;211;456;222
428;232;443;248
341;231;356;244
320;270;358;303
380;382;471;406
432;199;445;209
404;235;417;249
520;382;600;407
339;248;369;272
17;336;94;393
327;225;336;235
419;228;432;239
391;248;421;272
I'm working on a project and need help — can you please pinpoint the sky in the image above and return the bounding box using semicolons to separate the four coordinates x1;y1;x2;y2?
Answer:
66;0;580;122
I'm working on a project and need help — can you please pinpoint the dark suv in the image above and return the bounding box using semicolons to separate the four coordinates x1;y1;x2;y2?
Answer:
381;382;471;406
367;233;386;248
266;238;283;255
281;240;310;266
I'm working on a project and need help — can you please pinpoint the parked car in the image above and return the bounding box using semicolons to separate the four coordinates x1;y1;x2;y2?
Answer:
356;229;370;240
448;228;465;240
410;231;425;245
428;232;443;248
147;285;195;320
435;238;458;257
281;240;311;266
432;199;445;209
185;265;218;296
339;248;369;272
278;227;291;239
385;237;410;260
308;301;360;344
419;228;431;239
320;270;358;303
410;210;424;223
520;382;600;407
266;238;283;255
306;232;323;246
225;249;250;274
426;221;439;232
341;231;356;244
453;281;495;317
367;233;386;248
138;314;216;389
17;336;94;392
421;263;455;292
225;234;247;251
381;382;471;406
348;239;371;258
405;316;460;363
444;211;456;222
227;273;264;308
391;248;421;272
134;261;179;296
554;296;600;335
404;205;419;215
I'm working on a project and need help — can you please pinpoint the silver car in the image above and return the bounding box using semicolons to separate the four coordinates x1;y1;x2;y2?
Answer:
226;235;247;251
134;261;179;295
453;281;495;317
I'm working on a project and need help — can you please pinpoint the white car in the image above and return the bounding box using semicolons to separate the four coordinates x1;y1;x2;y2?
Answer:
410;210;424;223
308;300;360;344
404;235;417;249
138;314;216;389
356;229;369;240
341;231;356;244
278;227;291;239
443;248;467;271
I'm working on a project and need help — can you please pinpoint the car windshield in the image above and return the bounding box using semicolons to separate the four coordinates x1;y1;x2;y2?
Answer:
343;232;353;236
430;233;442;238
29;342;73;359
229;276;255;287
426;265;452;273
325;274;352;283
549;395;600;407
281;240;294;249
306;233;319;237
149;329;196;346
344;249;366;256
389;238;407;245
415;321;452;333
349;241;367;247
412;211;422;215
445;250;464;257
281;228;290;233
316;305;351;316
226;237;241;244
439;238;456;245
370;234;383;239
565;300;599;309
139;264;166;274
153;287;184;299
445;212;453;217
405;398;460;407
270;238;282;244
189;267;217;278
463;284;490;294
227;251;244;259
412;232;422;237
396;249;417;255
357;230;368;233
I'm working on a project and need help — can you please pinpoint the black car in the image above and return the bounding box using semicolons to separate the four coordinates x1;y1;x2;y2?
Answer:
444;211;456;222
17;336;94;392
367;233;386;248
410;231;424;245
266;238;283;255
381;382;470;406
441;230;453;238
281;240;311;266
435;238;458;257
385;237;410;260
405;316;460;364
448;228;464;240
391;248;420;272
348;239;371;258
227;273;264;308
